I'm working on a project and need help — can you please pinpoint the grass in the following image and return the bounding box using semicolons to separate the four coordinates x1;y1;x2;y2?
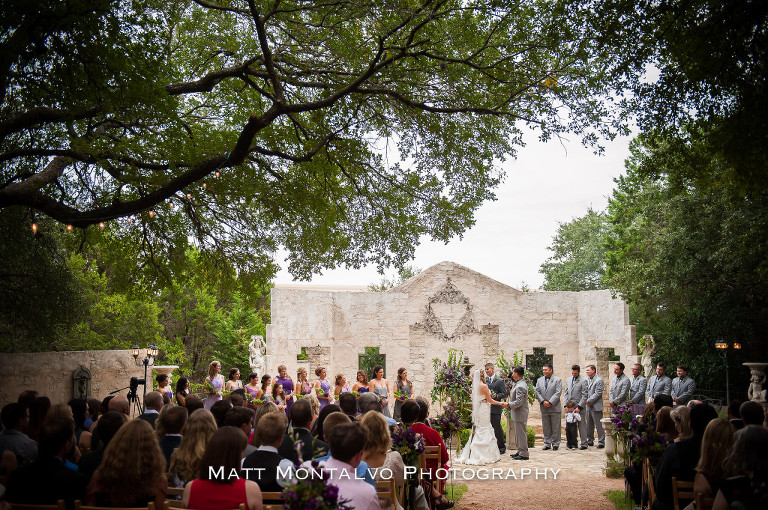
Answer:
444;483;468;502
605;454;626;479
603;490;634;510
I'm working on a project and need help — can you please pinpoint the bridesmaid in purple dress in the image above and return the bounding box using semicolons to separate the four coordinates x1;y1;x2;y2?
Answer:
352;370;370;394
203;361;224;410
297;368;312;399
314;367;333;410
244;372;260;408
275;365;294;415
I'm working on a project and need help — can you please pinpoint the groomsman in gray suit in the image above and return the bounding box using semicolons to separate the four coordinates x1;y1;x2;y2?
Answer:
671;365;696;406
485;363;508;454
609;362;631;412
535;363;562;450
646;362;672;403
585;364;605;448
629;363;648;415
505;366;529;460
564;364;589;450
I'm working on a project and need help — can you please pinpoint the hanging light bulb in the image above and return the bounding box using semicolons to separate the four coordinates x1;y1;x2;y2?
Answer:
66;225;73;233
31;223;38;234
202;182;207;189
99;222;105;230
186;193;192;199
169;201;174;209
148;210;155;218
215;170;221;178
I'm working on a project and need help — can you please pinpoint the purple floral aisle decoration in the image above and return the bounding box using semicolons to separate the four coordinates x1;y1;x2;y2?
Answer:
282;460;352;510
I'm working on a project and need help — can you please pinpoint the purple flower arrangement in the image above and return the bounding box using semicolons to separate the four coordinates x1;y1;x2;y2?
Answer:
630;429;673;464
391;425;425;466
281;460;352;510
611;403;640;437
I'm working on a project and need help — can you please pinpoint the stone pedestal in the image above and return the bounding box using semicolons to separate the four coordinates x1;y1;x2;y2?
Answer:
602;417;615;456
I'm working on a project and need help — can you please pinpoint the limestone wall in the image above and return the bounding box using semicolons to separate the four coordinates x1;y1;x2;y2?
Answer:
267;262;635;418
0;350;146;410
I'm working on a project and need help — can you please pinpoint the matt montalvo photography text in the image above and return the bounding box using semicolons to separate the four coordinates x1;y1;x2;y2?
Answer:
212;466;562;481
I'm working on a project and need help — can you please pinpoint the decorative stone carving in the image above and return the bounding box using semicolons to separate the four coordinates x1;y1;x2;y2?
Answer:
415;278;479;341
249;336;266;377
72;365;92;400
744;362;768;402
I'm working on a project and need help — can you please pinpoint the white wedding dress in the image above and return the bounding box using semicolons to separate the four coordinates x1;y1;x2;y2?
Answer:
455;369;501;465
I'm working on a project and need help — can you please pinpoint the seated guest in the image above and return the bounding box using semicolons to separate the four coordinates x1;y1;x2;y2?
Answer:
649;394;674;430
0;402;38;464
653;403;718;510
243;412;294;493
682;418;734;510
85;398;100;430
185;394;205;415
713;425;768;510
211;399;234;428
359;392;397;425
313;404;341;440
169;409;218;488
278;399;328;464
670;405;692;441
108;395;130;416
361;411;429;510
740;400;766;426
655;406;678;441
410;398;453;510
338;392;358;421
251;402;280;447
230;388;247;407
6;418;87;509
315;421;378;510
224;406;256;457
159;406;188;468
88;395;114;435
69;398;92;452
138;391;164;428
27;396;51;442
85;419;167;507
315;412;375;488
78;412;127;483
183;427;263;510
727;399;745;430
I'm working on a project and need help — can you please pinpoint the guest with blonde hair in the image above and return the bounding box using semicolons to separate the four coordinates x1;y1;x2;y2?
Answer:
682;418;734;510
361;412;410;510
671;405;692;442
169;409;218;487
85;419;167;507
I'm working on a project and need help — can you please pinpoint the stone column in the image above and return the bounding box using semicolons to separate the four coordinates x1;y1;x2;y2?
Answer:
306;346;331;376
595;347;611;412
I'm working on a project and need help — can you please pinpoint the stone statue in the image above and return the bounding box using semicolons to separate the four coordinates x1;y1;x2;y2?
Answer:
249;335;266;377
748;367;767;402
72;365;92;400
640;335;655;377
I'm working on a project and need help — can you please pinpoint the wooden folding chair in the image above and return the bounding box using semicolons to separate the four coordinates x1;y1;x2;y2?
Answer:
165;487;184;498
645;459;656;509
424;445;442;509
672;477;695;510
376;478;397;510
74;502;168;510
695;492;715;510
10;501;66;510
260;492;284;503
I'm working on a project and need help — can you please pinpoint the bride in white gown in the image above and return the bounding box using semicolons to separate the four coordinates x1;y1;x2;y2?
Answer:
455;367;504;465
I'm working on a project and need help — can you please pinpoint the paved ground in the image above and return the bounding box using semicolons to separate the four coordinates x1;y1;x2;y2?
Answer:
445;443;624;510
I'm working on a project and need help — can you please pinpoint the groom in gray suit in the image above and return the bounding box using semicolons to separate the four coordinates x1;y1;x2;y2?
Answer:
505;366;529;460
485;363;508;454
535;363;562;450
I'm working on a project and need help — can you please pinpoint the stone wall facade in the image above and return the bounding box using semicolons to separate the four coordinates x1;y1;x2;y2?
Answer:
0;350;146;411
267;262;635;416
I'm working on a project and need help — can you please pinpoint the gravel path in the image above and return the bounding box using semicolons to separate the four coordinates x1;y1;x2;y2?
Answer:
445;444;625;510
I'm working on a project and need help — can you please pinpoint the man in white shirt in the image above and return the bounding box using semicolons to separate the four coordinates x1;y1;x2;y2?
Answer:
318;421;379;510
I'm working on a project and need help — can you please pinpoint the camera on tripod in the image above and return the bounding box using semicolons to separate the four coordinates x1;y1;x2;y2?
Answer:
127;376;146;402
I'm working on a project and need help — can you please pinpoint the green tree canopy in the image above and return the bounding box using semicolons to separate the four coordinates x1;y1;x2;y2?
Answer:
539;207;608;291
1;0;629;281
604;132;767;381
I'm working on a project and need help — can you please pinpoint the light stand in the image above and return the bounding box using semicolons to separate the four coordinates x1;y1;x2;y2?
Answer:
715;339;741;408
132;344;159;411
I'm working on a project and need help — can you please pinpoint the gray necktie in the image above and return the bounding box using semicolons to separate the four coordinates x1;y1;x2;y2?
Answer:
545;378;549;390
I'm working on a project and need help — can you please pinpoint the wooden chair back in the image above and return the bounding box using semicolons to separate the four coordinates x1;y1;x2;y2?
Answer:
165;487;184;498
644;459;656;509
10;502;66;510
695;492;715;510
260;492;284;503
74;502;168;510
376;478;397;510
672;477;695;510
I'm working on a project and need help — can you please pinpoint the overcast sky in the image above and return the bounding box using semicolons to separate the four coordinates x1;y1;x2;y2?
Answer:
274;128;633;290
